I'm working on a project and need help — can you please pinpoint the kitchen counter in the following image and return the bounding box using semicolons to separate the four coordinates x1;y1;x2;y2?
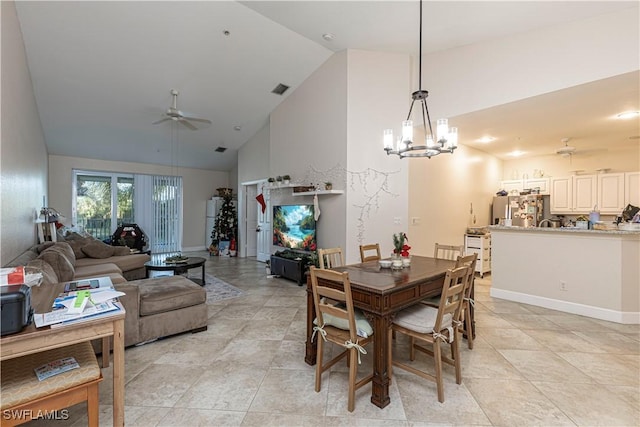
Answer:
489;225;640;235
490;226;639;324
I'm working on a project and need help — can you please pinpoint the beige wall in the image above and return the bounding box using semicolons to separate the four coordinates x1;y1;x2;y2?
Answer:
408;144;502;255
48;155;228;250
0;0;48;265
238;121;270;185
270;51;349;256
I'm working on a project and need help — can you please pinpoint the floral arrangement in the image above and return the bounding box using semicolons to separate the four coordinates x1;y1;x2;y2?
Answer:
392;232;411;257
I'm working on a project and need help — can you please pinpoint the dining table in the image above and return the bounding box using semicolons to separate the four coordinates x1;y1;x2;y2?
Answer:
305;255;474;409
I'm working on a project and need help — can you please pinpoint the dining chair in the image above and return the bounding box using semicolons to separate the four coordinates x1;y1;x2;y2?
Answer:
388;265;471;403
318;247;344;269
359;243;381;262
434;243;464;260
422;254;478;349
310;266;374;412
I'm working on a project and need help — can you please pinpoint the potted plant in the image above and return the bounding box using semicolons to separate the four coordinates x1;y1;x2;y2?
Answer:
324;182;332;190
276;176;283;186
282;174;291;185
267;177;275;186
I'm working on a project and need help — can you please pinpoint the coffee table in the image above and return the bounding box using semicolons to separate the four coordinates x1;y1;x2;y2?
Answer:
144;256;206;286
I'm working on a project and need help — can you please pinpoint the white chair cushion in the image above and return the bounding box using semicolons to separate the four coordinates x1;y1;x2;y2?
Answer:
394;304;452;334
314;308;373;338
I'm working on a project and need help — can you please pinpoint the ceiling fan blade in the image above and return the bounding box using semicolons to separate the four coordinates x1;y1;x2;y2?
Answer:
152;117;171;125
182;116;212;124
179;119;198;130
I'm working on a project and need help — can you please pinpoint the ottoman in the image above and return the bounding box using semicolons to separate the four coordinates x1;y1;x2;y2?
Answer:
111;275;208;347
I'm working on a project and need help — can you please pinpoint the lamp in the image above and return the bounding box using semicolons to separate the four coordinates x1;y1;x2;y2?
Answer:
38;207;66;224
383;0;458;159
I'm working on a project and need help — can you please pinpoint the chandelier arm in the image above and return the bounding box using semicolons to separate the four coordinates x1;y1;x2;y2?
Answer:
406;98;417;122
424;99;435;142
420;99;429;141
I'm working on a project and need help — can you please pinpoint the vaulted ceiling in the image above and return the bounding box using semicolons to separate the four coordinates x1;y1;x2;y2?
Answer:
14;1;639;171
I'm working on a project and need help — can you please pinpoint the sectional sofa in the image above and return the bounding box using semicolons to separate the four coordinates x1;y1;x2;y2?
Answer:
5;240;208;347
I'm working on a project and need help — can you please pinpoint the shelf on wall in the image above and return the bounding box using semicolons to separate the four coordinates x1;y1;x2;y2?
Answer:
292;190;344;196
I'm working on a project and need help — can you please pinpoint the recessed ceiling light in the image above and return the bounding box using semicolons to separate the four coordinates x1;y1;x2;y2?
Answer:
233;125;241;131
508;150;525;157
476;136;495;143
616;111;640;119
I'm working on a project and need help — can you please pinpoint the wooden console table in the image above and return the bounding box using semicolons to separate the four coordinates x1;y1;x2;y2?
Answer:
1;304;125;426
305;256;463;408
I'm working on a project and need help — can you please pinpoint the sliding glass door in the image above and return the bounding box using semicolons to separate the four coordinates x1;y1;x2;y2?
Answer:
73;170;182;253
73;172;134;241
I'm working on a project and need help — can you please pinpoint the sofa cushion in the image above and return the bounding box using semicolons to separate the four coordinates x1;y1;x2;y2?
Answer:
38;244;75;282
74;262;123;280
113;246;132;256
25;259;59;286
135;276;206;317
75;254;150;273
82;241;115;259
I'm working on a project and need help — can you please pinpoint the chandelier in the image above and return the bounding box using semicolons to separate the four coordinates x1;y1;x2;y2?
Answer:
383;0;458;159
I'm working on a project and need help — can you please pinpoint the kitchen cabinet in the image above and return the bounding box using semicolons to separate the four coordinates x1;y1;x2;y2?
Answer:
500;178;550;195
464;234;491;278
550;175;597;214
500;180;523;194
597;173;625;214
625;171;640;207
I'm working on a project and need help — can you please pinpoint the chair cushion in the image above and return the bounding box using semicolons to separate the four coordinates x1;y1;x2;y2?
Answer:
136;276;206;316
394;304;452;334
0;341;100;409
315;309;373;338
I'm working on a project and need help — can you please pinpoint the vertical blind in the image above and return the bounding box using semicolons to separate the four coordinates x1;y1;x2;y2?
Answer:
134;174;183;254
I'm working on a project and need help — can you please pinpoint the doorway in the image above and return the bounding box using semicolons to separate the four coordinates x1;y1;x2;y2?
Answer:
240;180;271;262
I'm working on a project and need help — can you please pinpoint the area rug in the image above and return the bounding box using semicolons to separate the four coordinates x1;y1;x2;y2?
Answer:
194;273;246;303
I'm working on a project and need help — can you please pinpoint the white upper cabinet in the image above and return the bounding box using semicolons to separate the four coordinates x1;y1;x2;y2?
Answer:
625;172;640;207
550;175;596;214
550;177;572;213
499;177;550;195
597;173;625;214
500;180;523;194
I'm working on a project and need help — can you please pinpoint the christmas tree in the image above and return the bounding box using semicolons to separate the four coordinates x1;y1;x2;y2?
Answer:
210;195;238;255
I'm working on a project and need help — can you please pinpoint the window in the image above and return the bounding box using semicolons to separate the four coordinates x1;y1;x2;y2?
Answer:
73;170;182;253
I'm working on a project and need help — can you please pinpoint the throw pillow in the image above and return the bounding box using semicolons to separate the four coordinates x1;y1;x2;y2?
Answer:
38;246;75;282
113;246;131;256
66;240;87;259
25;259;59;286
82;241;115;259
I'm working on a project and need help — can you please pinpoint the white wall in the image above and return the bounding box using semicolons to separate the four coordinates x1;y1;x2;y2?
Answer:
270;51;348;255
0;0;48;265
48;155;228;250
238;121;270;185
408;144;502;255
424;8;639;118
345;49;410;260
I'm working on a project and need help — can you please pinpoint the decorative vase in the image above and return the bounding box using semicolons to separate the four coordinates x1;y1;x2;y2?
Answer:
324;183;332;190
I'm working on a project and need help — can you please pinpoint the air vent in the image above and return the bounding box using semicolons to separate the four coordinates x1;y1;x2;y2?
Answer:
271;83;290;95
215;146;227;153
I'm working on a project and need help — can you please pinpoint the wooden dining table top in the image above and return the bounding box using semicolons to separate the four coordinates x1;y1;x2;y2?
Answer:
329;255;457;293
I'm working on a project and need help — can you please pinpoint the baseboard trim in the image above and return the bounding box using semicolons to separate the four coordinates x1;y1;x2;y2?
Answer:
489;288;640;324
182;246;206;252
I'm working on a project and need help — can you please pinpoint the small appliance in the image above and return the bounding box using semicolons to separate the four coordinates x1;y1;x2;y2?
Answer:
1;284;33;336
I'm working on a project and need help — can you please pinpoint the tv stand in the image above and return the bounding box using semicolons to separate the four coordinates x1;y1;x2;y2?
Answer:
270;250;313;285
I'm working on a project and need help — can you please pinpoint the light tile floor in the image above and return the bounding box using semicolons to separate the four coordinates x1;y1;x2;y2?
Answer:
27;252;640;426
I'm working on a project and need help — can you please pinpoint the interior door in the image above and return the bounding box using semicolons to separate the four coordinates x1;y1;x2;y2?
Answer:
256;182;271;262
245;185;258;257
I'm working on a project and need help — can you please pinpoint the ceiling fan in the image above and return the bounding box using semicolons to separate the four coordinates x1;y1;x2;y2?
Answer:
556;137;577;158
152;89;211;130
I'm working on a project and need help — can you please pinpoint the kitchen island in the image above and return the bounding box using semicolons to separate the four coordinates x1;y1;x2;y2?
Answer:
489;225;640;324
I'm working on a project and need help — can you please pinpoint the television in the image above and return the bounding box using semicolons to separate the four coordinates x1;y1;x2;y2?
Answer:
273;204;317;251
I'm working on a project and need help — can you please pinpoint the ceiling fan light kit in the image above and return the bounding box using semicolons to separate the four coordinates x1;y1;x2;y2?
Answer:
383;0;457;159
152;89;212;130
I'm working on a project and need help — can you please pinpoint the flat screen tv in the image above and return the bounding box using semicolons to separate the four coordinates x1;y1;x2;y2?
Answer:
273;204;317;251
